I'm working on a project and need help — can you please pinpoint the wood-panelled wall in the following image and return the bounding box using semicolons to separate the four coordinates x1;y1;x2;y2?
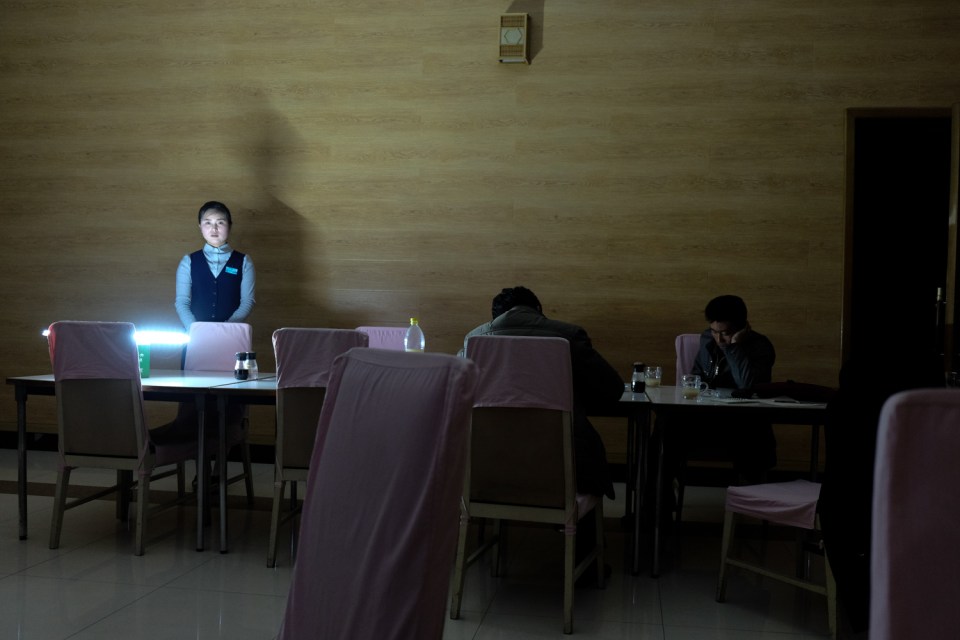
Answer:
2;0;959;467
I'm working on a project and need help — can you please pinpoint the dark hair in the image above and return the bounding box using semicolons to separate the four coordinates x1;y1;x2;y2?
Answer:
704;295;748;329
197;201;232;226
491;286;542;319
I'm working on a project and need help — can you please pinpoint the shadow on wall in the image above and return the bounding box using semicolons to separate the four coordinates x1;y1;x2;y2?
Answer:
507;0;545;63
236;89;329;363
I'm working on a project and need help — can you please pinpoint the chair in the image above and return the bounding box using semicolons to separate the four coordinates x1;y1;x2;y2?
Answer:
157;321;255;502
450;335;605;635
870;389;960;640
716;479;836;639
267;327;369;567
47;321;199;555
355;325;407;350
277;348;477;640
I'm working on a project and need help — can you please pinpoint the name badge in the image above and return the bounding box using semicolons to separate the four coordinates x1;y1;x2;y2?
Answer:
225;266;238;275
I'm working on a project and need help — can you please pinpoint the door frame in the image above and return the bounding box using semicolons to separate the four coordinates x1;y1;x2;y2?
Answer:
842;106;960;368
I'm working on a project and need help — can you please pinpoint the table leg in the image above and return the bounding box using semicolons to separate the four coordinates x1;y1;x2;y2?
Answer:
625;411;635;527
195;392;207;552
652;427;664;578
631;406;651;575
217;395;229;553
16;382;28;540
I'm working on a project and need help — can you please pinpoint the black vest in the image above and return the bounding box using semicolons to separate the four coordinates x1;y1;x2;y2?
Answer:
189;249;245;322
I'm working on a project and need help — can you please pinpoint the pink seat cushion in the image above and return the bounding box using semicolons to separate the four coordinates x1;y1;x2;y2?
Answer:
725;479;821;530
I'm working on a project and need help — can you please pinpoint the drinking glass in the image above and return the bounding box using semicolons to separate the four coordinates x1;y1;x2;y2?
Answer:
681;374;702;399
644;365;662;388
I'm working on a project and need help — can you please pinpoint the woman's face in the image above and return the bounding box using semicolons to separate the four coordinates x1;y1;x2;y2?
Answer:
199;210;230;248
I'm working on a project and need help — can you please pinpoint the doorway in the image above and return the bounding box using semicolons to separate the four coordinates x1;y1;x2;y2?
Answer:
842;107;960;370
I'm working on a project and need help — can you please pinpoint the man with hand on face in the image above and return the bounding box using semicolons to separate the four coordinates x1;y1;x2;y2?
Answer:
691;294;775;392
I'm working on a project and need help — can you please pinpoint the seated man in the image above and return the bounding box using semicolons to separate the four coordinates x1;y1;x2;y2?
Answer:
691;294;775;394
460;286;624;500
654;295;777;514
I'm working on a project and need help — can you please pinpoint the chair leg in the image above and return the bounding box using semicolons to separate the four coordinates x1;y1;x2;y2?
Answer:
825;549;838;640
449;504;470;620
49;467;72;549
117;469;134;521
134;473;149;556
267;479;285;567
492;519;506;577
819;517;838;640
796;529;809;579
176;462;186;498
563;530;575;634
241;441;255;506
716;510;735;602
594;502;606;588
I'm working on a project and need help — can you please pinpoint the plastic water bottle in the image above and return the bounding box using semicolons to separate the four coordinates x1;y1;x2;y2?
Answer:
404;317;425;352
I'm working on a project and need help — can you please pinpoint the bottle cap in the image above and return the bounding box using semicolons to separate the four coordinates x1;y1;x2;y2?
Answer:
246;351;256;359
410;317;418;324
633;361;645;371
235;352;248;361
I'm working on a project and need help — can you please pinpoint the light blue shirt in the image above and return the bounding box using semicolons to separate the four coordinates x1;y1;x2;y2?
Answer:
174;242;256;329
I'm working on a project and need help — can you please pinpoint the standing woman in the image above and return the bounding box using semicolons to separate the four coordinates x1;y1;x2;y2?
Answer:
175;201;256;328
165;201;256;485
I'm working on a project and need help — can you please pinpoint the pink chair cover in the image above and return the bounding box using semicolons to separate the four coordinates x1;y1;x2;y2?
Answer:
870;389;960;640
675;333;700;385
273;328;369;389
725;479;820;530
466;334;592;530
466;335;573;411
184;322;252;371
355;326;407;351
277;348;477;640
48;321;141;381
47;321;188;472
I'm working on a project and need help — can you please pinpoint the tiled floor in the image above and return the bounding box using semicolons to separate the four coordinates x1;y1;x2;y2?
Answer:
1;448;834;639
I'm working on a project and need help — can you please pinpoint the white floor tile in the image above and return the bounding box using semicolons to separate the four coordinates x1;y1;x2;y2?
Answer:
2;451;836;639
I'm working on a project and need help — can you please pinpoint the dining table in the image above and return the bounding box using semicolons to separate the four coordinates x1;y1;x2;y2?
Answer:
7;369;278;553
10;370;829;569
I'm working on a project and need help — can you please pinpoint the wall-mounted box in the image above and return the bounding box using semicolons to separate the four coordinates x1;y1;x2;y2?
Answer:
499;13;529;64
